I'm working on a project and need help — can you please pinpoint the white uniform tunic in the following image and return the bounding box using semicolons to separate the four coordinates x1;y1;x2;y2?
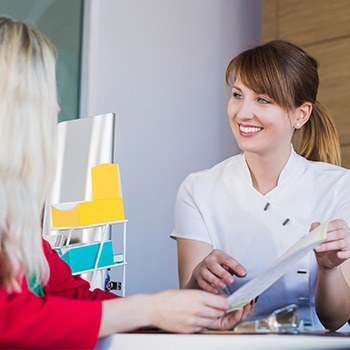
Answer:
171;149;350;330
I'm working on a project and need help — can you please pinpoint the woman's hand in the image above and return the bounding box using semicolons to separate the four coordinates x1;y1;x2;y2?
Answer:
100;289;254;335
311;219;350;270
149;290;255;333
191;249;246;294
311;220;350;331
209;299;256;330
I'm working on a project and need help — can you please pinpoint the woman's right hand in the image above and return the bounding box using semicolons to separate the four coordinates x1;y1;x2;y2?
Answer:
148;289;256;333
147;289;230;333
100;288;254;336
191;249;246;294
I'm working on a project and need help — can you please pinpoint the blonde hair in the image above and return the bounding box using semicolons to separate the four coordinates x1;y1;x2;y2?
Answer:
0;17;58;291
225;40;341;166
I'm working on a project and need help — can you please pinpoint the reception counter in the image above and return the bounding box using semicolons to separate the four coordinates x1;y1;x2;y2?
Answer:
97;332;350;350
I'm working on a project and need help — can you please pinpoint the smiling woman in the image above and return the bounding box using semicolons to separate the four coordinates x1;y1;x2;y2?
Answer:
227;79;297;168
172;40;350;332
226;40;341;167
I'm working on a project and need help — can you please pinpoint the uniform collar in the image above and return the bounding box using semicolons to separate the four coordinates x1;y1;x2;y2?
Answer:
238;146;307;196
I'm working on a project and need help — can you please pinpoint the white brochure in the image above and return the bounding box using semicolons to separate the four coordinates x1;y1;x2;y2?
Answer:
227;222;328;312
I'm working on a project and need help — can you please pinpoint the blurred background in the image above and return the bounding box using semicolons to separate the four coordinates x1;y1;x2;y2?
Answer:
262;0;350;168
0;0;83;122
1;0;348;295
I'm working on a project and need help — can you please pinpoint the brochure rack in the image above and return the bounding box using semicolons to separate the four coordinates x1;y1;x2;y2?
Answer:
51;220;127;297
48;163;127;296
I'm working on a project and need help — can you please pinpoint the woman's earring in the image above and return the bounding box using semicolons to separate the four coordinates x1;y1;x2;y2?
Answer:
295;122;301;128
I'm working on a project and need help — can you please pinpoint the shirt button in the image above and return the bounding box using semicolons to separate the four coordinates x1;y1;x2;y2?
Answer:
298;297;309;303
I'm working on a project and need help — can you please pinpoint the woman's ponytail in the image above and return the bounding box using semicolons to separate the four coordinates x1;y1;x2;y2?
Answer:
294;101;341;166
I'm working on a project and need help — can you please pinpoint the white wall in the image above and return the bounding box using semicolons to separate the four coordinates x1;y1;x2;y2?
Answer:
81;0;261;294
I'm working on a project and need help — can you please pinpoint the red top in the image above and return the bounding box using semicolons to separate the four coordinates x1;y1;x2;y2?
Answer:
0;239;119;349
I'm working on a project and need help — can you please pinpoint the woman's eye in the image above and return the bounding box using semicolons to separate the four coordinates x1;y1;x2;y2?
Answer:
257;97;270;105
233;92;243;100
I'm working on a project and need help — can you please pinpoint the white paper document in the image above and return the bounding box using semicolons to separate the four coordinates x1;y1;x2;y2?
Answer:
226;222;328;312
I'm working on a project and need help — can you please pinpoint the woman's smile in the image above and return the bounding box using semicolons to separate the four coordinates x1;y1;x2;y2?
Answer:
239;124;263;136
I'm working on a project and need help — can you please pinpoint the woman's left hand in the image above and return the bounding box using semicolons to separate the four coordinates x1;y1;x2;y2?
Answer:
311;219;350;270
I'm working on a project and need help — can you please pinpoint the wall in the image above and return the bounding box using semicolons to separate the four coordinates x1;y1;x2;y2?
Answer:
81;0;261;294
262;0;350;167
0;0;83;121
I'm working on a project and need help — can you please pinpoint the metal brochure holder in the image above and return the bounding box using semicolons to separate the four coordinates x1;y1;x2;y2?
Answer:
43;113;127;293
51;220;127;296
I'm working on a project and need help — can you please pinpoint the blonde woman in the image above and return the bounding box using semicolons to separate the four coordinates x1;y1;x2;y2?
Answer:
0;17;253;349
172;40;350;332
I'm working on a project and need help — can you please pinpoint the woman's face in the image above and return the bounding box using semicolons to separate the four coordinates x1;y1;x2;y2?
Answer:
227;79;295;158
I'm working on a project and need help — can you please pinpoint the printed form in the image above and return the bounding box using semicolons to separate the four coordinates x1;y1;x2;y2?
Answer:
227;222;328;312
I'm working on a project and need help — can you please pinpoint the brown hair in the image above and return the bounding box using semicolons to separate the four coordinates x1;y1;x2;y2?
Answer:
225;40;341;166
